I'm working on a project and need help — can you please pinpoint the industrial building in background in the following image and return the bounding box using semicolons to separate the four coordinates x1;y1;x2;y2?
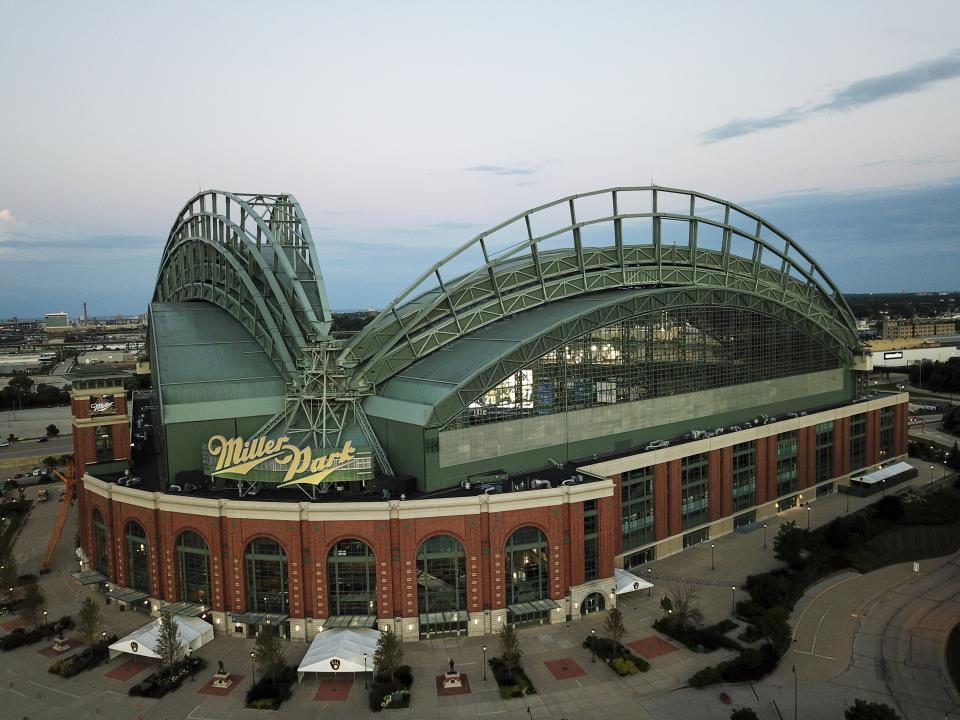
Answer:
71;186;908;642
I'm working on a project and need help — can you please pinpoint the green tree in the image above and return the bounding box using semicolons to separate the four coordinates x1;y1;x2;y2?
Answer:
756;605;792;657
76;596;102;648
6;433;15;444
497;623;523;682
844;698;901;720
730;709;760;720
773;521;805;568
253;626;285;683
45;424;60;437
602;607;627;646
154;612;184;668
19;578;45;628
8;372;34;395
42;456;59;470
373;626;403;680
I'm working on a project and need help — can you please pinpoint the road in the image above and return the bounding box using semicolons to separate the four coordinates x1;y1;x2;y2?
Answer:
10;480;73;575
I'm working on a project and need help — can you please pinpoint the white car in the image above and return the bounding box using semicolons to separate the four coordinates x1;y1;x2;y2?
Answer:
644;439;670;451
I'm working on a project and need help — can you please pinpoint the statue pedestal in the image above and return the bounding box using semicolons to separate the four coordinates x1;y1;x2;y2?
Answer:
52;639;70;653
442;671;462;689
212;672;233;688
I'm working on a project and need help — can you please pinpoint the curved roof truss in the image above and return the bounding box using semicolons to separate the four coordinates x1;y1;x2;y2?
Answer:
391;285;851;429
345;186;859;389
154;191;334;384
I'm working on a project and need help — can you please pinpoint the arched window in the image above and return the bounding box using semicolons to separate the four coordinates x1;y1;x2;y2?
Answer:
505;526;549;625
92;509;109;575
125;520;150;594
175;531;211;605
244;537;288;614
327;539;376;617
580;592;605;615
416;535;466;637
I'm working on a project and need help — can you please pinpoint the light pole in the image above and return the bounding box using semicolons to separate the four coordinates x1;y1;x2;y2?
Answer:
710;544;715;571
42;610;48;626
793;665;798;720
482;645;487;681
882;479;886;497
363;652;368;689
930;464;935;485
730;586;736;615
763;523;768;549
647;568;653;597
590;628;596;663
846;490;850;514
250;651;256;687
806;507;811;530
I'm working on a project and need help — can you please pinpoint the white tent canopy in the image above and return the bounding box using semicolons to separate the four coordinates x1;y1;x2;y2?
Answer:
614;568;654;595
852;461;914;486
297;628;381;681
109;615;214;659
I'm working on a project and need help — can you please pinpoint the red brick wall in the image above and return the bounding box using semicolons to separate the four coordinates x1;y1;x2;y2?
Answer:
755;438;768;506
720;447;733;518
666;459;682;536
653;464;669;541
707;450;722;522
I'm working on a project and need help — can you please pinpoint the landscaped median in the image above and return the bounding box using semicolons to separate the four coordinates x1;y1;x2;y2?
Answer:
48;634;118;677
129;655;206;698
582;635;650;676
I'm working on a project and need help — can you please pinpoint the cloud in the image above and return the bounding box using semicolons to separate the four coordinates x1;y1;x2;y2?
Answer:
701;49;960;143
0;209;14;223
464;163;539;176
0;233;159;250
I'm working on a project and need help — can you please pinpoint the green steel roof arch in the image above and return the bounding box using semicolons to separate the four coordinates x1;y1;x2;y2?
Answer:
345;186;859;389
383;285;851;430
154;190;334;384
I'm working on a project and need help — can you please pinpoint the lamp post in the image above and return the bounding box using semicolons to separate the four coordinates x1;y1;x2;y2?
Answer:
882;479;886;497
250;651;256;687
42;610;48;626
647;568;653;597
730;586;736;615
806;507;811;530
710;544;715;571
930;464;935;485
482;645;487;681
363;652;368;689
590;628;596;663
763;523;768;549
846;490;850;514
792;665;798;720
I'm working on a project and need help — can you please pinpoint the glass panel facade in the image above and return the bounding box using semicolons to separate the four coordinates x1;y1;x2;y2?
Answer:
449;307;842;429
583;500;599;582
621;467;654;551
417;535;466;615
732;442;756;512
327;539;376;616
93;509;109;575
880;407;895;459
95;425;113;462
681;453;709;529
125;521;150;594
776;431;798;497
176;531;211;605
245;537;288;614
850;413;866;471
815;421;834;483
505;526;549;605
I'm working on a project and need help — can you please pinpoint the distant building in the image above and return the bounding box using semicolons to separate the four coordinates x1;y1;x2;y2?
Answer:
881;318;956;340
44;311;71;332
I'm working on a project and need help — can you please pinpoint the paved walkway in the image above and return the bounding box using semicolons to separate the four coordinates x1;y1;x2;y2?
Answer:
0;457;956;719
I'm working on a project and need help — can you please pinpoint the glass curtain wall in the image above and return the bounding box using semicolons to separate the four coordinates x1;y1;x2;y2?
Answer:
583;500;599;581
850;413;866;471
245;537;288;614
731;442;756;511
125;521;150;593
621;467;654;551
776;431;798;497
681;454;709;529
815;421;834;483
93;509;109;575
505;526;549;624
327;539;377;616
449;307;842;429
417;535;467;637
175;531;211;605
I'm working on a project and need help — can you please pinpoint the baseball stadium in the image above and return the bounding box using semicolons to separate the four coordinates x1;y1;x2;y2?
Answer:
69;186;909;642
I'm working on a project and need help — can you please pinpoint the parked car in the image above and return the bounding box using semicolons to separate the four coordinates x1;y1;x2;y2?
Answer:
478;483;502;494
37;489;49;502
644;439;670;451
124;477;141;488
529;478;552;490
682;430;708;441
166;485;183;493
37;437;48;443
182;482;199;493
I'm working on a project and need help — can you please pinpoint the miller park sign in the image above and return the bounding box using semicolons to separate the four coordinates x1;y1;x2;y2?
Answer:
205;434;368;487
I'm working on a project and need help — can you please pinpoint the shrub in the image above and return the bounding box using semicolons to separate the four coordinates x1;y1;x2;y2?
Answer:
609;657;639;676
1;614;74;651
48;633;117;677
488;656;537;698
652;617;741;653
876;495;905;522
245;664;296;709
582;635;650;672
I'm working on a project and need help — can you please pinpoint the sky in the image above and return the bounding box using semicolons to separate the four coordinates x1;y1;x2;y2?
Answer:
1;1;959;317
